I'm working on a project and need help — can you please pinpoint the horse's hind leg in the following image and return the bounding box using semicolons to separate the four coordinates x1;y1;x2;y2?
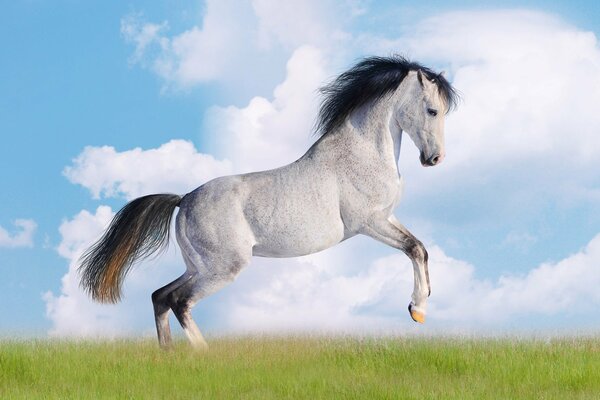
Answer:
174;249;251;349
166;264;210;350
153;250;251;350
151;271;210;350
170;195;254;349
152;274;191;349
155;271;208;350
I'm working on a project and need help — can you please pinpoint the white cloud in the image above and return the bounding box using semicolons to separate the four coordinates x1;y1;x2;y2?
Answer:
0;219;37;248
64;139;232;200
432;11;600;166
368;10;600;197
120;0;354;91
438;232;600;323
252;0;350;49
220;233;600;333
121;1;258;87
206;45;327;172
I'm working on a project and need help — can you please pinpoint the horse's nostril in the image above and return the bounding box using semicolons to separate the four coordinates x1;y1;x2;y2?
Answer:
425;155;440;166
420;153;443;166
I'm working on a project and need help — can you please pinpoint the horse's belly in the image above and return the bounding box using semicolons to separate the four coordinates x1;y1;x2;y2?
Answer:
251;214;345;258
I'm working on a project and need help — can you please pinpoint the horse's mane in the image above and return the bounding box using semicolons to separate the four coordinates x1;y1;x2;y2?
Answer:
315;55;459;136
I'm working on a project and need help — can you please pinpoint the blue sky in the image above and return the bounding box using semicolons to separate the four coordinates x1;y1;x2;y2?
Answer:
2;0;600;336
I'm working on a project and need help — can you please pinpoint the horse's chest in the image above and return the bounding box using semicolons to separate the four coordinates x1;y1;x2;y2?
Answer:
346;165;401;204
339;166;403;228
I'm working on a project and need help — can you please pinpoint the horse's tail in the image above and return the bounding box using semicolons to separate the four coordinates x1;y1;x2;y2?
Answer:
79;194;182;304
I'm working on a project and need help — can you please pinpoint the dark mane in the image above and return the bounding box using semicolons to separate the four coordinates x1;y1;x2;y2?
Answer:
315;55;459;136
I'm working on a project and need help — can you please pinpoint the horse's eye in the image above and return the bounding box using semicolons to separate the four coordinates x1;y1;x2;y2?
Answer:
427;108;438;117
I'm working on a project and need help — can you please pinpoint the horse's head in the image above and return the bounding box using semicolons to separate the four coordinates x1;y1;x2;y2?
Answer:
395;70;453;167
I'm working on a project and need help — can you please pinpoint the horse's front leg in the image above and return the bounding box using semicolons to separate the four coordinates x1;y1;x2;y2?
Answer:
362;215;430;323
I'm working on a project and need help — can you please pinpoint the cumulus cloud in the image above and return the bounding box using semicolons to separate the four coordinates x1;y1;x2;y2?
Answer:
205;45;327;172
121;1;258;86
252;0;350;49
422;11;599;165
369;10;600;198
221;233;600;333
433;233;600;323
64;139;232;200
0;219;37;248
120;0;354;92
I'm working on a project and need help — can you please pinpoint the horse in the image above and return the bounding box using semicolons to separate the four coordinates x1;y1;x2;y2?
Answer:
79;55;458;349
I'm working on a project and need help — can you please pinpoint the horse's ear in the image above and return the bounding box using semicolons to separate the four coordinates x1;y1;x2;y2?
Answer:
417;70;424;87
440;70;446;77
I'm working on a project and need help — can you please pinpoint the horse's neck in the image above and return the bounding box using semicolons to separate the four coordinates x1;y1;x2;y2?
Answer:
304;96;403;173
348;96;402;167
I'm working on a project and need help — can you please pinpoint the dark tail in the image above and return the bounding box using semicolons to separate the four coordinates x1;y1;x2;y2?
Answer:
78;194;181;303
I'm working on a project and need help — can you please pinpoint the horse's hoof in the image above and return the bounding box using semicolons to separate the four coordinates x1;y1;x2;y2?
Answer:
408;303;426;324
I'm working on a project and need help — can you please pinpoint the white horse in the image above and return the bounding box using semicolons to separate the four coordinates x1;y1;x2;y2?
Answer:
79;56;458;349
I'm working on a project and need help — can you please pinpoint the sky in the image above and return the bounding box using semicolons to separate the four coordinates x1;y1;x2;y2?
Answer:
2;0;600;338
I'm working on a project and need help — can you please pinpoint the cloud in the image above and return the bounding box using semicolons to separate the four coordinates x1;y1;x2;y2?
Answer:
252;0;351;49
434;232;600;323
64;139;232;200
205;45;327;172
423;10;600;166
0;219;37;248
220;233;600;333
120;0;354;92
121;1;258;87
370;10;600;192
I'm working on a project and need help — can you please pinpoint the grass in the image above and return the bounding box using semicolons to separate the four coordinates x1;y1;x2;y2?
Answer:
1;336;600;399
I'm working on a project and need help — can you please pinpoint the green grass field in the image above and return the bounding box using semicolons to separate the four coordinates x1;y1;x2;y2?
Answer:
1;336;600;399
